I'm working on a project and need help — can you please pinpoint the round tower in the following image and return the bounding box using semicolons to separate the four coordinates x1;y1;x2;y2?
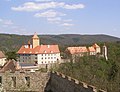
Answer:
102;43;108;61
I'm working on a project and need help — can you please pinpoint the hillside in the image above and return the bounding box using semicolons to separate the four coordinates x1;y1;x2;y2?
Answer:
0;33;120;51
57;42;120;92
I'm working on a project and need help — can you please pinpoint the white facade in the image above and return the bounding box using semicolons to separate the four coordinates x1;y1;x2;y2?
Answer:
37;53;61;64
89;52;96;55
0;58;7;66
19;53;61;64
96;47;101;53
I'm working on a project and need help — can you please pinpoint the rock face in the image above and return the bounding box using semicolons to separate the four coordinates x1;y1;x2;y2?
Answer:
0;71;106;92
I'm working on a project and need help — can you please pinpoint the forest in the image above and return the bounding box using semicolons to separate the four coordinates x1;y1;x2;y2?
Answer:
56;42;120;92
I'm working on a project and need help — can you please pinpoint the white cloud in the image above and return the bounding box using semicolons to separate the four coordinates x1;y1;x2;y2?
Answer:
11;1;81;30
0;18;28;34
64;4;85;9
61;23;74;27
47;17;61;22
11;2;65;12
11;2;85;12
0;18;13;25
35;0;52;2
2;25;8;28
47;17;62;24
63;19;73;22
47;17;73;24
5;0;11;1
0;19;3;22
34;10;66;18
4;20;13;25
47;17;74;29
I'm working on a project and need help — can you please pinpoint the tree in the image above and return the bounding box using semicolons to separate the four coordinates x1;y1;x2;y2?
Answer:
5;51;17;61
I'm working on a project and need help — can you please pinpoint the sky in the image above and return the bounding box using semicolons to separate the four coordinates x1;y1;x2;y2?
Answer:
0;0;120;37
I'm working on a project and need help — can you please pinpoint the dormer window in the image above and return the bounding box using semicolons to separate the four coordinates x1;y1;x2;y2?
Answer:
50;51;53;53
47;45;50;48
44;50;47;53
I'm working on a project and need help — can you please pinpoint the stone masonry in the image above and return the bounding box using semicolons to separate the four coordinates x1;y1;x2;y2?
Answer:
0;71;49;92
0;71;106;92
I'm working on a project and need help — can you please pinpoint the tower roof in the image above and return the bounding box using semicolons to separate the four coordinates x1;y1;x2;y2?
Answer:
32;32;39;39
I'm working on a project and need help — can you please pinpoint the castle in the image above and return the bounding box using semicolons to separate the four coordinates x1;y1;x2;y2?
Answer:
65;43;108;61
17;33;61;65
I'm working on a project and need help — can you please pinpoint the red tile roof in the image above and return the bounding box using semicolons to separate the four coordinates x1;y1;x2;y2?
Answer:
17;45;60;54
67;47;88;54
88;47;96;52
93;43;100;48
0;51;5;58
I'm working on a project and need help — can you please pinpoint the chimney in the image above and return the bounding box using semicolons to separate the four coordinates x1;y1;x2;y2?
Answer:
48;45;50;48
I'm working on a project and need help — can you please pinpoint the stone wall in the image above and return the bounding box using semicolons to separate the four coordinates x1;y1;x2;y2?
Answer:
0;71;106;92
45;71;106;92
0;71;49;92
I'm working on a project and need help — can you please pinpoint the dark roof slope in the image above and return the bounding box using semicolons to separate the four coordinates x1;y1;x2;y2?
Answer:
0;60;16;73
0;51;5;58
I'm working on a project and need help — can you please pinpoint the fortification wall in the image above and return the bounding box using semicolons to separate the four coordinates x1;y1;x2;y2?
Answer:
0;71;49;92
0;71;106;92
45;71;106;92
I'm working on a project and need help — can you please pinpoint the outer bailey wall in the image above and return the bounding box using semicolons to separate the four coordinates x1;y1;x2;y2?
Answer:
0;71;106;92
45;72;106;92
0;71;49;92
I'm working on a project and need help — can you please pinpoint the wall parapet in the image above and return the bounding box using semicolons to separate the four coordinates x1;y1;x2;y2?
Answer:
51;71;107;92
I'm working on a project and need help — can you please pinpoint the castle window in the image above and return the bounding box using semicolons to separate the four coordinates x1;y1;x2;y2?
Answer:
50;51;53;53
25;76;30;87
44;51;47;53
0;76;2;84
11;77;16;88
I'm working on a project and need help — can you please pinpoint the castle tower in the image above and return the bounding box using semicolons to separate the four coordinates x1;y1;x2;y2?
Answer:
32;32;40;48
102;43;108;61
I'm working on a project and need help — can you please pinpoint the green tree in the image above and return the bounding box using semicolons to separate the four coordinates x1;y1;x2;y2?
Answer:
5;51;17;61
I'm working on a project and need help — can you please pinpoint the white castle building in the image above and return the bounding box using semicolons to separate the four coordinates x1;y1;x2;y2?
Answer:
17;33;61;64
0;51;6;66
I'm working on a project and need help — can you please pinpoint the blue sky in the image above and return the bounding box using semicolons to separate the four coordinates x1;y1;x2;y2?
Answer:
0;0;120;37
